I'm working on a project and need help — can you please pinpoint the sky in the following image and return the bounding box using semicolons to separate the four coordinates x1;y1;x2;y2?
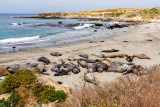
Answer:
0;0;160;14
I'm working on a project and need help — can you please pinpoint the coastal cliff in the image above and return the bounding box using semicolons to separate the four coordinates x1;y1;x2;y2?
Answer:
35;8;160;22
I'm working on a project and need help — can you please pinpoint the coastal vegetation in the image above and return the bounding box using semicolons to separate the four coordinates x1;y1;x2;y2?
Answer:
0;70;67;106
36;8;160;22
57;65;160;107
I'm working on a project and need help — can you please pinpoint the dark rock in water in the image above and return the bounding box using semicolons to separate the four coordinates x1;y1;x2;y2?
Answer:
39;34;48;38
38;57;50;65
93;23;103;26
79;54;89;59
51;64;61;72
94;30;97;32
65;23;80;27
50;52;62;57
58;21;62;24
101;49;119;53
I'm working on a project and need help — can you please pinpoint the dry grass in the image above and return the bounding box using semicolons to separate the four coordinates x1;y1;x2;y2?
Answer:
56;65;160;107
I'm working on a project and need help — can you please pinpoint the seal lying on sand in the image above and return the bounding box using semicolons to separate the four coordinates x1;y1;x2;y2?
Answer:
76;59;99;63
84;73;98;85
79;54;89;59
92;54;106;58
78;61;88;68
132;54;151;60
50;52;62;57
63;64;80;74
38;57;50;65
106;54;127;58
54;68;70;76
95;62;108;73
101;49;119;53
51;64;61;72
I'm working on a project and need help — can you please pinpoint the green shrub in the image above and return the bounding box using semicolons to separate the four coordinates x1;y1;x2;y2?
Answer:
0;74;20;94
14;70;36;86
0;90;20;107
0;70;36;94
32;83;67;103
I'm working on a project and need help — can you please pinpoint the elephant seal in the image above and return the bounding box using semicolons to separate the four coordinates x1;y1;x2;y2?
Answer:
87;64;96;73
126;56;134;62
132;54;151;60
84;73;98;85
54;68;70;76
133;65;144;74
106;54;127;58
63;64;80;74
68;56;75;61
51;64;61;72
76;59;99;63
50;52;62;57
79;54;89;59
101;49;119;53
100;60;112;68
95;63;108;73
78;61;88;68
38;57;50;65
7;64;21;74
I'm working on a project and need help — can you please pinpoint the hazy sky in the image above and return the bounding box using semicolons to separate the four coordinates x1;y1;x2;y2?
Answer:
0;0;160;14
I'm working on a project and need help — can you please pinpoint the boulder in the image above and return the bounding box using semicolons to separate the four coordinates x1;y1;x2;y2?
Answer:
0;66;10;76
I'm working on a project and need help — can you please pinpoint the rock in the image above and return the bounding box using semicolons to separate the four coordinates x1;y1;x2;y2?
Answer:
50;52;62;57
93;23;103;26
0;66;10;76
84;73;97;84
38;57;50;65
58;21;62;24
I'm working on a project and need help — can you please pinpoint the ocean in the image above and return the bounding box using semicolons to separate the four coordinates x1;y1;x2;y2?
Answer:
0;14;125;52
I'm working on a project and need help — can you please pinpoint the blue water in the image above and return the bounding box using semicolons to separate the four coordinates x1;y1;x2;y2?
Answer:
0;14;122;52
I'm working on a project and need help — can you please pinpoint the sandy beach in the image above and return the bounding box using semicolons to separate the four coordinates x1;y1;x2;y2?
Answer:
0;22;160;89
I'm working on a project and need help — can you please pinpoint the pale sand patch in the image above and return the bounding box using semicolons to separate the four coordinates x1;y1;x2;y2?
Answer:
0;23;160;89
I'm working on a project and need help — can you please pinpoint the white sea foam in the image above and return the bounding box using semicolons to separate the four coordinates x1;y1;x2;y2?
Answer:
11;23;23;26
0;36;40;44
74;24;93;29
